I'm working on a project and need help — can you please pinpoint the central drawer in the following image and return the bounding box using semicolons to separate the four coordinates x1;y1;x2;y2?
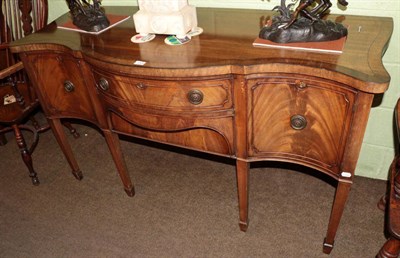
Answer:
91;68;235;156
92;69;233;113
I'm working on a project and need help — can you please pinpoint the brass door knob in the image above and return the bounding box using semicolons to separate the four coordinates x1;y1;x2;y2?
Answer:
187;89;204;105
64;80;75;92
98;78;109;91
290;115;307;130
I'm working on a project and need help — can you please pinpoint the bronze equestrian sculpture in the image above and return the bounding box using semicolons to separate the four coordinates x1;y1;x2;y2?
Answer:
260;0;349;43
284;0;349;29
65;0;109;32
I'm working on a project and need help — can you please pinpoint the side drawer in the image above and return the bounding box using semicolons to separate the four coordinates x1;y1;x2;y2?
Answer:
92;69;233;112
247;76;357;176
27;53;97;122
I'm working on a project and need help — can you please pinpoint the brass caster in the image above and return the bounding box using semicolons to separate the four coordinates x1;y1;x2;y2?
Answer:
239;220;248;232
323;239;334;254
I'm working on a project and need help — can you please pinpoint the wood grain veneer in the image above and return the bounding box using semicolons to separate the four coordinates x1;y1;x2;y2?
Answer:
10;6;393;254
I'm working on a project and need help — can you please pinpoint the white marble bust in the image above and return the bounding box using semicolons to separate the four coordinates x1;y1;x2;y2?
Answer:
133;0;198;38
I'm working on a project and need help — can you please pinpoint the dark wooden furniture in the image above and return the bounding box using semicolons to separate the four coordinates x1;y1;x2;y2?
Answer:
377;99;400;258
0;0;79;185
10;7;393;253
0;0;49;185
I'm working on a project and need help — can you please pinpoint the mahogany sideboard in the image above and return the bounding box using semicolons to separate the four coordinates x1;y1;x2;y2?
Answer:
10;7;393;254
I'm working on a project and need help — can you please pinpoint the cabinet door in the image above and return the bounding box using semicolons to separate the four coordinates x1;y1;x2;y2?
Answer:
28;53;96;122
247;76;357;176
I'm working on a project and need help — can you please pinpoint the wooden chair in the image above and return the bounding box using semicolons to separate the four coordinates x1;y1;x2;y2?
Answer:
377;99;400;258
0;0;79;185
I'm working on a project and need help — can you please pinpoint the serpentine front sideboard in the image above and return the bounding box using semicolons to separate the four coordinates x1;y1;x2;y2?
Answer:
10;7;393;254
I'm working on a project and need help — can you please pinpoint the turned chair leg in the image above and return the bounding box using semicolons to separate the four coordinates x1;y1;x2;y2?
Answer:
377;237;400;258
30;116;40;130
12;124;40;185
378;194;387;211
0;126;7;145
30;114;79;139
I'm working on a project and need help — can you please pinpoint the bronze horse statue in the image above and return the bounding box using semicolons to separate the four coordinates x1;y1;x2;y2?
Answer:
260;0;349;43
284;0;349;29
65;0;109;32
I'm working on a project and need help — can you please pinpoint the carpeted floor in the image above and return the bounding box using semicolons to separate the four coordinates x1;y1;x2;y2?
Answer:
0;114;389;257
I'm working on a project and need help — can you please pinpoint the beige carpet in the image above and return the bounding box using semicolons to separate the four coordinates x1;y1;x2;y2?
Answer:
0;115;388;257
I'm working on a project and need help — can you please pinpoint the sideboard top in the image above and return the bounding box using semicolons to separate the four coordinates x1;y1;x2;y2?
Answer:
10;6;393;92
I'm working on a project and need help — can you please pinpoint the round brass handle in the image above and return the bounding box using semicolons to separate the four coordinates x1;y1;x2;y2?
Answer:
290;115;307;130
187;89;204;105
98;78;109;91
64;80;75;92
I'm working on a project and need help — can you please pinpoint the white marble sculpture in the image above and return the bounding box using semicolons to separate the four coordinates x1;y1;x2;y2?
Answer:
133;0;198;38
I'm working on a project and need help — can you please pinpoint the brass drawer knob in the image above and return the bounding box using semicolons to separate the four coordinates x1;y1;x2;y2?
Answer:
64;80;75;92
290;115;307;130
299;81;307;89
98;78;109;91
187;89;204;105
136;82;147;90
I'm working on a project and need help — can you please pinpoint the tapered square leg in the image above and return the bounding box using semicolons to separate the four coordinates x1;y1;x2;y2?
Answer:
48;119;83;180
323;180;352;254
236;159;249;232
103;130;135;197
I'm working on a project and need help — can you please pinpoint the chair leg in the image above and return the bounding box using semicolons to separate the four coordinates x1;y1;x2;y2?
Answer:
377;237;400;258
30;114;79;139
0;126;7;145
377;194;387;211
62;121;80;139
12;124;40;185
30;116;40;130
